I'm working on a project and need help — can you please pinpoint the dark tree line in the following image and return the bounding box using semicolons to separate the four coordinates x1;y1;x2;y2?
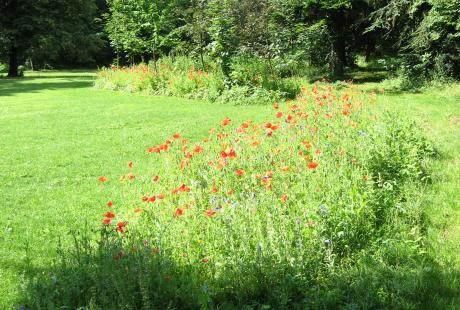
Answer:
0;0;110;77
1;0;459;81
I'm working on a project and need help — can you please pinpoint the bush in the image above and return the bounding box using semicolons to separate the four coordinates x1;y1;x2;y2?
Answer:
94;56;325;105
95;59;228;102
23;84;436;309
0;62;6;73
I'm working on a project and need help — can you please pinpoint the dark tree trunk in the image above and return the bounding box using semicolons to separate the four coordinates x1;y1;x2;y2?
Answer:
329;10;347;80
199;32;205;70
8;46;19;77
365;35;374;62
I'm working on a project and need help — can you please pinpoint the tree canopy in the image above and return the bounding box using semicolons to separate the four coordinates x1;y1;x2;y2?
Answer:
0;0;107;76
1;0;459;81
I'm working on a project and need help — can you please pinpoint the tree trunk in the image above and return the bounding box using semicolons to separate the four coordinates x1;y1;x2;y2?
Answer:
329;10;346;80
152;45;158;73
199;32;205;70
365;36;374;62
8;46;19;77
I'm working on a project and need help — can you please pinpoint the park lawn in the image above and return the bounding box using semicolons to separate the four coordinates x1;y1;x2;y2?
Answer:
377;86;460;268
0;71;459;308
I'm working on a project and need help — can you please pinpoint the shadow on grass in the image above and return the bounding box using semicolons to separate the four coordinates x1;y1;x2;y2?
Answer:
0;77;94;97
345;71;388;84
17;231;460;309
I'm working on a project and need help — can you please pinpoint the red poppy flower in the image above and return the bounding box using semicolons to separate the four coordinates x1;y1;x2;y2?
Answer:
275;111;283;118
173;133;180;139
281;166;289;172
280;194;288;203
147;147;159;153
134;208;141;213
179;183;190;192
116;221;127;232
221;117;231;126
98;176;107;182
227;149;236;158
114;250;124;261
302;141;312;149
308;162;318;169
148;196;156;203
141;196;149;202
273;103;279;109
153;175;159;182
106;201;113;207
265;122;272;129
193;145;203;153
184;152;193;159
104;210;115;218
157;193;165;200
127;162;133;169
174;208;184;217
127;173;135;180
103;218;111;225
210;185;218;193
235;169;245;176
205;209;216;217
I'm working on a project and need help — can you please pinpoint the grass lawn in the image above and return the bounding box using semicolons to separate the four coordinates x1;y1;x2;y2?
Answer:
0;71;459;308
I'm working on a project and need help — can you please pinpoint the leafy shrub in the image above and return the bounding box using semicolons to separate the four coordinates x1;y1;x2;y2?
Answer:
217;85;282;106
23;84;436;309
94;56;323;105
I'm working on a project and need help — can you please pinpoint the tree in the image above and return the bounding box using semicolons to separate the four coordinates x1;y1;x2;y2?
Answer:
182;0;210;69
0;0;104;77
0;0;44;76
367;0;460;82
206;0;238;79
105;0;187;65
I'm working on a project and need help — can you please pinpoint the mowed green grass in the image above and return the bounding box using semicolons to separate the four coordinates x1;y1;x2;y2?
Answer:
0;71;459;308
377;86;460;267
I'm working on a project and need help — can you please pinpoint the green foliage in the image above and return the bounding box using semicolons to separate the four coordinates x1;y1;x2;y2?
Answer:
368;0;460;86
95;56;309;104
0;0;106;73
105;0;186;62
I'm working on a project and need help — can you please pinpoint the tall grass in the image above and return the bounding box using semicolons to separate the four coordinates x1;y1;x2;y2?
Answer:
94;56;314;105
23;84;438;309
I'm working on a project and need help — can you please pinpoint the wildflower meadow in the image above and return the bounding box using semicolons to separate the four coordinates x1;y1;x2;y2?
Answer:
1;0;459;308
21;82;441;309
